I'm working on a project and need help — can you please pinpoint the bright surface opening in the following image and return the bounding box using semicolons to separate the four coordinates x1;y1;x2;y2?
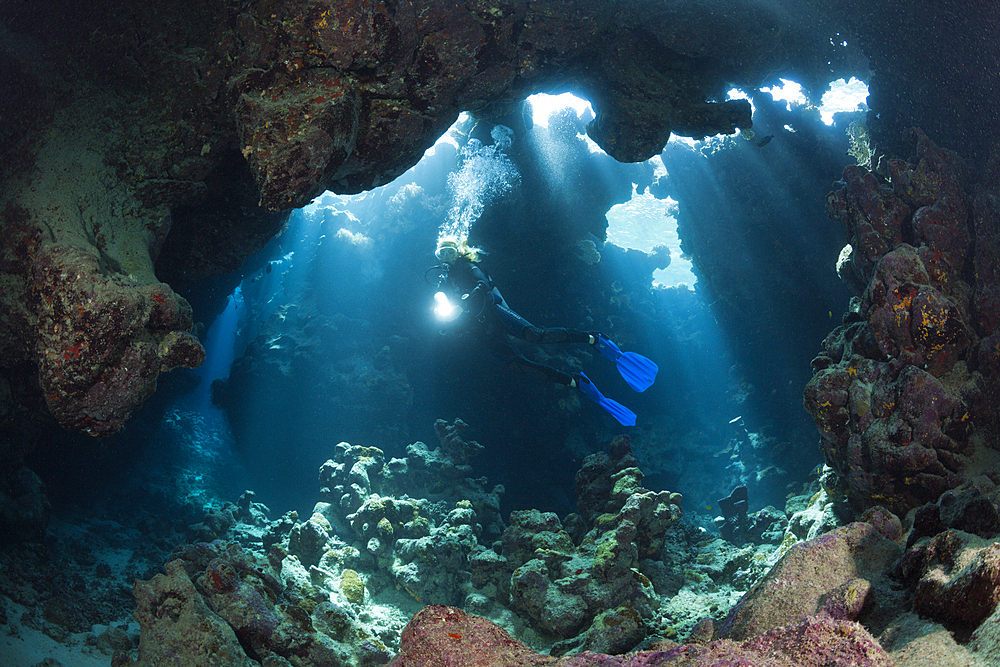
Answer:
527;92;594;128
760;79;806;109
819;77;869;124
605;175;697;288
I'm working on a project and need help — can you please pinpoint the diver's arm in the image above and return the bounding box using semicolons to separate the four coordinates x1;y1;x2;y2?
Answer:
447;259;489;295
467;262;493;294
449;260;495;317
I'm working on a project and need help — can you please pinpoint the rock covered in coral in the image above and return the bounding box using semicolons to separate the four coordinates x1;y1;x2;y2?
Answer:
739;613;895;667
126;559;254;667
431;418;485;467
574;435;643;524
317;421;504;543
390;500;480;607
894;529;1000;630
17;232;204;437
124;541;392;667
903;486;1000;550
389;605;548;667
495;437;683;653
387;605;894;667
859;505;904;543
0;61;209;442
660;495;1000;666
276;422;505;607
806;128;1000;517
117;445;1000;667
222;0;790;207
288;512;337;568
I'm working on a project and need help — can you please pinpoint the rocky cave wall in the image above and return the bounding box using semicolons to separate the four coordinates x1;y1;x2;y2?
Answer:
805;129;1000;518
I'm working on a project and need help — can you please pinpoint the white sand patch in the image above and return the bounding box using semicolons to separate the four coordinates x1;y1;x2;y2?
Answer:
0;596;119;667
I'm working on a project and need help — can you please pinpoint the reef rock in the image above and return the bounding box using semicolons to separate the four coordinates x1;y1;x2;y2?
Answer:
128;559;254;667
4;202;205;439
387;605;894;667
124;541;391;667
499;437;683;652
719;521;902;642
895;529;1000;631
806;128;1000;516
277;422;504;606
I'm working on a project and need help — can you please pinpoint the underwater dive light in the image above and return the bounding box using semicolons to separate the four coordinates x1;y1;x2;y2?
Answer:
433;291;461;322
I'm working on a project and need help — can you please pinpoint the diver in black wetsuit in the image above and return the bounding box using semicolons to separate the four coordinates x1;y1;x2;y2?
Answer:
436;238;593;386
429;237;657;426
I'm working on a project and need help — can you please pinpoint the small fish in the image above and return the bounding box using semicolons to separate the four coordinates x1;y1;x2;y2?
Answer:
756;134;775;147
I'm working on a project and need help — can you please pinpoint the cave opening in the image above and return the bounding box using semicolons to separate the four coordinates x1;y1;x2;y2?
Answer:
20;79;872;525
137;80;869;521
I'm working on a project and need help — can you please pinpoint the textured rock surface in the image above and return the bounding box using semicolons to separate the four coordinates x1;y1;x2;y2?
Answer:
880;612;984;667
806;129;1000;516
895;530;1000;630
223;0;795;207
387;605;894;667
718;521;902;642
129;559;254;667
271;422;506;608
488;438;684;653
1;126;206;439
124;543;392;667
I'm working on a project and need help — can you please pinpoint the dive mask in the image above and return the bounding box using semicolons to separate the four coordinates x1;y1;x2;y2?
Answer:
435;243;459;264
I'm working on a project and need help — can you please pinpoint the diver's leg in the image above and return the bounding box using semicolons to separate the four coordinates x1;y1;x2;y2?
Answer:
504;354;574;385
492;300;535;337
477;324;575;385
493;301;594;344
528;327;594;344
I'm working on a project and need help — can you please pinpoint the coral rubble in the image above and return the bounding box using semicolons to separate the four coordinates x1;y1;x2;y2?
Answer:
12;424;1000;667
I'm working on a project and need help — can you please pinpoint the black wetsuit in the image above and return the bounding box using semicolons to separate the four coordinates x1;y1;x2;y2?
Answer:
443;257;593;385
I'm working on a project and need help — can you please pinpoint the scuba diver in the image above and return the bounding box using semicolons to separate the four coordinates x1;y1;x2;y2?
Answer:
427;237;657;426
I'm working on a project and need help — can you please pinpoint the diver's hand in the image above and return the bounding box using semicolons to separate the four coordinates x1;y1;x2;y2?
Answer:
461;284;492;315
460;285;483;311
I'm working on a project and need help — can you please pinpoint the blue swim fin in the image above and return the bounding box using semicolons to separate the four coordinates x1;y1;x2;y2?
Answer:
594;334;658;392
578;373;637;427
